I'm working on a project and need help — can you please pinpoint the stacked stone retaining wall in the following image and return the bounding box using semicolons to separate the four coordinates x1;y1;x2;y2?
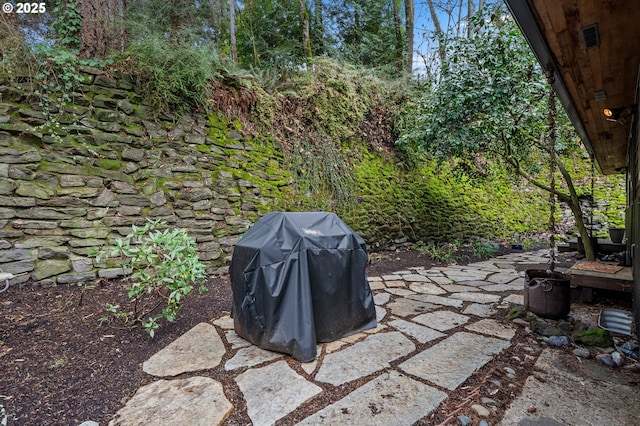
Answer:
0;68;293;287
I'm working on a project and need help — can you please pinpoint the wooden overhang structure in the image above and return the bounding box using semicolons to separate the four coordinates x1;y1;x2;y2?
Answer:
504;0;640;335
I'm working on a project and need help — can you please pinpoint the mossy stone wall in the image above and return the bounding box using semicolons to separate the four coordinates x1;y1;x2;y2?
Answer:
0;69;549;287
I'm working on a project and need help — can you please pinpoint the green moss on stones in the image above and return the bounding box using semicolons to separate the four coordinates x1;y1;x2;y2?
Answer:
95;159;122;170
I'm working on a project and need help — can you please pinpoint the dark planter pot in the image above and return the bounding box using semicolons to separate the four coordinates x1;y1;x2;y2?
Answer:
524;269;571;319
608;228;625;244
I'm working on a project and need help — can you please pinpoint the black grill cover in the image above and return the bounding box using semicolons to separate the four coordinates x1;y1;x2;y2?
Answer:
230;212;377;361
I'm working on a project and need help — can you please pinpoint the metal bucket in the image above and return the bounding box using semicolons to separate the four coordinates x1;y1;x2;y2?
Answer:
524;269;571;319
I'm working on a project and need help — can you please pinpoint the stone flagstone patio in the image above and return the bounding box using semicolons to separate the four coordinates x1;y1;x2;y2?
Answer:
107;250;557;425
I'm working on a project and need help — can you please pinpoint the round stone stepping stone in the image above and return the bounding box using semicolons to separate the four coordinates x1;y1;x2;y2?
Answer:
108;376;232;426
143;322;225;377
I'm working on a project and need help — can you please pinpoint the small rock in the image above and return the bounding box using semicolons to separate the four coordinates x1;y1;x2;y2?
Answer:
457;415;473;426
532;320;564;337
573;347;591;358
596;353;616;367
479;421;489;426
527;406;537;413
78;422;99;426
472;404;491;417
547;335;570;347
504;367;516;378
481;397;500;407
612;351;625;367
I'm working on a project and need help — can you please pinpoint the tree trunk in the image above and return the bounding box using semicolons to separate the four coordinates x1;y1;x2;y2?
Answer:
404;0;414;74
467;0;475;38
426;0;445;64
80;0;126;58
392;0;403;72
313;0;324;55
505;153;596;261
299;0;312;60
230;0;237;64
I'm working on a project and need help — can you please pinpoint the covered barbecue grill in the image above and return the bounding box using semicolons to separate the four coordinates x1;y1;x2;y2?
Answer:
230;211;377;362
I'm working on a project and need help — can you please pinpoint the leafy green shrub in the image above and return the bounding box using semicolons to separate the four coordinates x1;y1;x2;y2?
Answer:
471;240;499;258
97;219;207;337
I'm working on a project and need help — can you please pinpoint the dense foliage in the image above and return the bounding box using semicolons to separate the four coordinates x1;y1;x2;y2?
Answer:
396;4;602;259
0;0;625;251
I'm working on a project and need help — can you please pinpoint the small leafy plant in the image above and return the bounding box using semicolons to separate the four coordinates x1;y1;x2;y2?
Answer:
411;240;461;263
97;219;207;337
471;240;499;258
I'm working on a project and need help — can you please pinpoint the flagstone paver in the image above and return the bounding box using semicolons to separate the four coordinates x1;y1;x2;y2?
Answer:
373;292;391;305
408;293;464;308
408;282;447;294
487;272;521;284
143;322;225;377
440;283;482;293
463;303;496;317
412;310;470;331
386;297;438;317
399;331;512;390
108;377;232;426
225;330;252;349
388;318;446;343
315;332;415;386
381;274;402;281
465;318;516;340
450;292;502;304
212;315;234;330
481;282;523;292
427;275;453;285
402;273;431;282
375;305;387;321
236;361;322;426
368;280;385;290
503;294;525;305
224;345;282;371
384;287;416;297
297;371;448;426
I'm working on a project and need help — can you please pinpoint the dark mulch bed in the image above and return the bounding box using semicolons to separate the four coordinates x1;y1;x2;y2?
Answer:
0;244;630;425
